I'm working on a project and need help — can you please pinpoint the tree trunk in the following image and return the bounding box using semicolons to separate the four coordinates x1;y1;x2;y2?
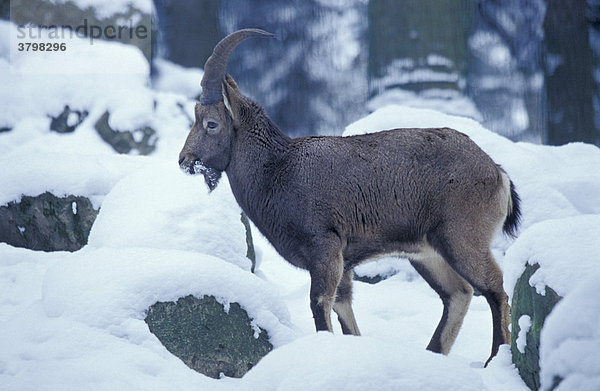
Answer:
368;0;475;98
154;0;221;68
543;0;598;145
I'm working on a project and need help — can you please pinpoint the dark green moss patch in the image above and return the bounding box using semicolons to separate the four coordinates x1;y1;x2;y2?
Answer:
240;212;256;272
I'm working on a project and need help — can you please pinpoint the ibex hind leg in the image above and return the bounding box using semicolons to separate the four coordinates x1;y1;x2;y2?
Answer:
332;269;361;335
410;252;473;355
428;229;511;366
308;241;345;333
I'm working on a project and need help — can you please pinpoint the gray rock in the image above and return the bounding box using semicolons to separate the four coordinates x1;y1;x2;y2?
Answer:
145;295;272;379
94;111;157;155
49;105;88;133
511;263;562;391
0;192;98;251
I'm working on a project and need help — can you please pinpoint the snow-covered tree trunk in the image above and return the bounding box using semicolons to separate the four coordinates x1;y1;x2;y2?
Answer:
368;0;475;113
153;0;221;68
543;0;598;145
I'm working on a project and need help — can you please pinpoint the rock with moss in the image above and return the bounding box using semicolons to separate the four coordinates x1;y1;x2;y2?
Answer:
145;295;272;379
353;272;389;284
94;111;157;155
511;263;562;391
240;213;256;272
49;105;88;133
0;192;98;251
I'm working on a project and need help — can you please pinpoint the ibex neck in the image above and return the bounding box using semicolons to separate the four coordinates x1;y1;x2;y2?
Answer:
225;110;291;231
246;115;291;153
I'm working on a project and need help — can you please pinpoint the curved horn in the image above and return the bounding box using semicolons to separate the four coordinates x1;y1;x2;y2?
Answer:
200;28;275;105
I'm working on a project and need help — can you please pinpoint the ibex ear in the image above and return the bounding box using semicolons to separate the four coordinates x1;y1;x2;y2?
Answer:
222;74;243;125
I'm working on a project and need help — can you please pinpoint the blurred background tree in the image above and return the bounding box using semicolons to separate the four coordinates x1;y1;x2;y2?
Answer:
102;0;600;145
368;0;476;117
544;0;597;145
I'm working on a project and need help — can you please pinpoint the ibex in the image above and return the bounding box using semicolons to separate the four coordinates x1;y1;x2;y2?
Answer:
179;29;521;366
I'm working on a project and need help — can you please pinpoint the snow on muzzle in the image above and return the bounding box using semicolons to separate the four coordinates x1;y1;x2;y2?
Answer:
180;159;222;192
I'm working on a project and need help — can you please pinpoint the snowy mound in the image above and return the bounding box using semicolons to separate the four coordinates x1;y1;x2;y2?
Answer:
42;246;293;344
540;274;600;391
243;333;487;391
87;161;251;271
0;153;148;207
0;19;195;161
503;214;600;299
152;58;204;99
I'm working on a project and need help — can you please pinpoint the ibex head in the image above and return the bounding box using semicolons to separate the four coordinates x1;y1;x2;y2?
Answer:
178;28;274;191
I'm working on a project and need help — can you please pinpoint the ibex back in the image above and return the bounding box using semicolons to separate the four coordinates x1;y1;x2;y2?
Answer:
179;29;521;366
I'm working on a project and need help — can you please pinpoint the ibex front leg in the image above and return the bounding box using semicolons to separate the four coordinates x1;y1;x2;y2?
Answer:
308;248;344;332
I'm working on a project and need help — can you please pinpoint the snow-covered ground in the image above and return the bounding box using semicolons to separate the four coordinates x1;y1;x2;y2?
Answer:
2;18;600;391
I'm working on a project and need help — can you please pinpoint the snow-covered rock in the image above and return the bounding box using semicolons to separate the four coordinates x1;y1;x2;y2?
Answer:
0;18;193;161
503;215;600;390
503;215;600;300
94;111;157;155
87;160;252;271
10;0;153;60
539;274;600;391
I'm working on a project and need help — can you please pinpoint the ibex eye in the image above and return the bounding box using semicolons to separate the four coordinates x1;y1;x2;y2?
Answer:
207;121;218;129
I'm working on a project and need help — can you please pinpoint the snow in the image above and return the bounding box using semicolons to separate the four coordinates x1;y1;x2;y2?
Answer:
2;14;599;390
503;215;600;299
539;274;600;391
516;315;531;354
152;58;203;99
353;256;419;282
243;333;486;391
0;152;149;208
427;53;454;68
367;88;482;123
87;162;252;272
